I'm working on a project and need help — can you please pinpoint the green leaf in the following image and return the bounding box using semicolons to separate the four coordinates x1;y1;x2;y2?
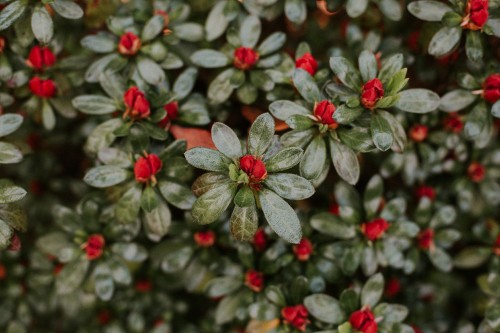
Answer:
158;180;196;210
173;67;198;100
379;0;402;21
248;113;275;156
237;83;258;105
205;276;243;298
265;147;303;172
292;69;321;103
192;182;237;225
358;50;378;82
486;303;500;330
0;204;27;231
51;0;84;19
72;95;117;115
0;142;23;164
115;185;142;224
337;128;375;152
371;112;394;151
0;219;12;249
364;174;384;219
142;15;164;41
330;57;362;91
94;264;114;301
304;294;346;324
190;49;230;68
465;31;483;61
208;68;235;104
32;6;53;44
428;247;453;272
492;101;500;118
300;136;327;180
285;0;307;24
42;99;56;130
205;1;229;42
407;1;452;21
269;100;310;120
465;103;488;139
373;303;408;323
215;291;245;325
143;200;171;242
439;89;476;112
185;148;231;172
84;118;122;156
234;186;255;207
137;56;165;85
329;138;360;185
0;186;26;204
346;0;369;18
0;1;26;30
259;188;302;244
140;186;158;212
378;110;407;153
428;27;462;57
257;32;286;56
395;89;440;114
333;105;364;124
211;122;242;160
56;259;90;294
378;54;404;84
264;173;315;200
83;165;129;188
81;34;116;53
361;272;384;308
175;23;204;42
239;15;261;48
0;114;23;138
310;212;356;239
230;204;259;241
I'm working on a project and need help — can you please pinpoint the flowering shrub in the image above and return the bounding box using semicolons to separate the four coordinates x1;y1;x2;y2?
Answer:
0;0;499;332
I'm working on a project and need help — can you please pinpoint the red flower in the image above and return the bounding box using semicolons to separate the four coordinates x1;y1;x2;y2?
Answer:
134;154;162;183
409;124;428;142
361;78;384;110
29;76;56;98
194;230;215;247
417;228;435;250
233;47;259;70
158;101;179;128
53;263;64;276
240;155;267;186
0;264;6;280
123;86;150;120
253;228;268;252
361;218;390;241
135;279;153;293
314;100;338;128
293;238;313;261
407;31;420;52
8;233;21;251
385;278;401;298
483;74;500;104
295;52;318;76
118;32;141;56
415;185;436;201
83;234;105;260
443;113;463;133
27;45;56;71
350;309;377;333
329;203;340;215
411;325;423;333
468;162;485;183
281;305;309;332
493;234;500;256
98;310;112;325
463;0;488;30
245;269;264;292
0;36;5;53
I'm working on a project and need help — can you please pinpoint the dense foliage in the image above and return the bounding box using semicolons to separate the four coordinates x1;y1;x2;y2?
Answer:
0;0;499;332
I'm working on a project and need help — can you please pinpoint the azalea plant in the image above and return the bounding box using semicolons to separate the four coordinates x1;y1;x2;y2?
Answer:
0;0;499;332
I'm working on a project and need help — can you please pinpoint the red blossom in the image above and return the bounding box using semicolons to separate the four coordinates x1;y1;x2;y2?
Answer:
417;228;435;250
158;101;179;128
134;154;162;183
468;162;485;183
295;52;318;76
29;76;56;98
385;278;401;298
293;238;313;261
240;155;267;185
27;45;56;71
233;47;259;70
361;78;384;110
361;218;390;241
493;234;500;256
118;32;141;56
135;279;153;293
281;305;309;332
409;124;428;142
194;230;216;247
314;100;338;128
349;309;377;333
329;203;340;215
253;228;268;252
245;269;264;292
123;86;150;120
483;74;500;104
83;234;105;260
463;0;488;30
443;113;463;133
0;264;6;280
415;185;436;201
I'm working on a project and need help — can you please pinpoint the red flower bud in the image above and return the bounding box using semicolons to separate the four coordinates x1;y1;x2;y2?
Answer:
253;228;268;252
281;305;309;332
98;310;112;325
407;31;420;52
417;228;435;250
53;263;64;276
385;278;401;298
83;234;105;260
361;78;384;110
463;0;488;30
483;74;500;104
118;32;141;56
443;113;463;133
409;124;428;142
493;234;500;256
361;218;390;241
123;86;150;120
8;233;21;252
0;36;5;53
194;230;215;247
411;325;423;333
293;238;313;261
0;264;6;280
468;162;485;183
415;185;436;201
135;279;153;293
158;101;179;128
134;154;162;183
245;269;264;292
29;76;56;98
349;309;377;333
295;52;318;76
314;100;338;128
240;155;267;184
233;47;259;70
329;203;340;215
27;45;56;71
